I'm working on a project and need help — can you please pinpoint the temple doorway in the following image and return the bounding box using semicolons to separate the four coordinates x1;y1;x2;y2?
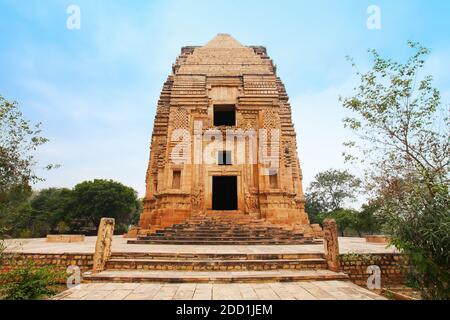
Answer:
212;176;237;210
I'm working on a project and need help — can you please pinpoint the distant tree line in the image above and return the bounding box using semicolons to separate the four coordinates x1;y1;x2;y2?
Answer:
0;95;142;238
305;169;383;237
0;180;142;238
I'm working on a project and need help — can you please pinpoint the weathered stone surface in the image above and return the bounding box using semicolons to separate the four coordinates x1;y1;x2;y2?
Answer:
365;235;391;244
93;218;115;273
46;235;85;243
323;219;340;272
133;34;314;236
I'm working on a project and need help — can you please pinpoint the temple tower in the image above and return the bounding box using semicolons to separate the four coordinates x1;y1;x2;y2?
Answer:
136;34;312;235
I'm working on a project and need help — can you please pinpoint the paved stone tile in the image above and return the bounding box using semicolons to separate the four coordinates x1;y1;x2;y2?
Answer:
102;289;133;300
153;284;179;300
283;282;316;300
173;283;197;300
56;281;386;300
193;283;213;300
253;283;281;300
267;283;296;300
297;282;336;300
237;283;258;300
134;283;163;294
80;289;112;300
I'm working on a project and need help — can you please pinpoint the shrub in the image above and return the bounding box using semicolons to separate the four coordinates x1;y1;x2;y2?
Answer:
0;261;64;300
380;184;450;300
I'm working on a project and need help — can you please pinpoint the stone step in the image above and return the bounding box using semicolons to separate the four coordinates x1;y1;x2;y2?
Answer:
157;231;289;236
106;258;327;271
165;225;280;230
154;232;291;237
142;235;306;240
136;213;315;245
143;238;307;242
152;235;303;240
128;239;314;245
110;252;325;260
158;227;293;232
83;269;349;284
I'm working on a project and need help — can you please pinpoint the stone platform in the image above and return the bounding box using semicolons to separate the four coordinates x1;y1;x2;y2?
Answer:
4;236;397;254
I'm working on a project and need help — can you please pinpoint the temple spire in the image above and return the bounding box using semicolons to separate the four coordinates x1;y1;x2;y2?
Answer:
203;33;244;48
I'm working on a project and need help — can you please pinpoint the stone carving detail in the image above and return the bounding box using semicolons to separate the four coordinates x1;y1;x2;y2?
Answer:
240;113;258;130
172;107;190;129
245;188;260;212
283;140;292;167
191;185;204;211
323;219;340;272
93;218;115;273
263;109;279;129
156;142;167;168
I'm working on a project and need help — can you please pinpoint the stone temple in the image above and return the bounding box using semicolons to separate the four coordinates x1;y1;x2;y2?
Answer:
129;34;321;242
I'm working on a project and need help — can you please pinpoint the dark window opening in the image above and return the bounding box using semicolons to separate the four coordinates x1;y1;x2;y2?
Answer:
214;105;236;126
172;170;181;189
218;151;232;165
269;170;278;189
212;176;237;210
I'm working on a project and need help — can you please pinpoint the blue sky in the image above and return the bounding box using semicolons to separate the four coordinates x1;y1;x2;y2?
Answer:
1;0;449;197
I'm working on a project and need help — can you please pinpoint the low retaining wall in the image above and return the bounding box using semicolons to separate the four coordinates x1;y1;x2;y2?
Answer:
1;253;94;273
340;253;408;285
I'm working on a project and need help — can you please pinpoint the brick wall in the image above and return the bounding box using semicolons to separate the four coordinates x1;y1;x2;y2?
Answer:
1;253;94;273
339;253;408;286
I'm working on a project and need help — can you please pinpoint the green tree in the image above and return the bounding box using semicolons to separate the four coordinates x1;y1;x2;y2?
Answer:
305;169;361;212
352;201;383;236
70;179;141;233
342;41;449;299
318;209;360;237
0;96;54;196
30;188;73;233
0;96;55;234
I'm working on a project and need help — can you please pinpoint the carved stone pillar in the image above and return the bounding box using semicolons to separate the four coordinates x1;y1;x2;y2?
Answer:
93;218;115;273
323;219;340;272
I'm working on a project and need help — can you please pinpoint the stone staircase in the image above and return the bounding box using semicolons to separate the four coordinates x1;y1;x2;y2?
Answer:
83;252;349;284
106;252;327;271
82;214;346;285
128;213;319;245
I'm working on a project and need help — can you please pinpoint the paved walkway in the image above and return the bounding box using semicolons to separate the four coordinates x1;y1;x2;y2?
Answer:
53;281;385;300
82;269;349;283
5;236;396;254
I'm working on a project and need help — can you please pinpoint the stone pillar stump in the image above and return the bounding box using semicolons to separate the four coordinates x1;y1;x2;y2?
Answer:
323;218;340;272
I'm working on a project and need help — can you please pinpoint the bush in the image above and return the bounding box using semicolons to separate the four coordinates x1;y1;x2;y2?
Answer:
380;184;450;300
0;261;63;300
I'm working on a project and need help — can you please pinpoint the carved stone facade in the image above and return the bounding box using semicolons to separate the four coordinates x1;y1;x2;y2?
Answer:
135;34;314;235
